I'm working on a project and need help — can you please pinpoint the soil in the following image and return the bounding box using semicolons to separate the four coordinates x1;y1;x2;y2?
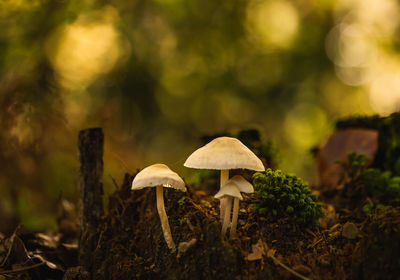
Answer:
1;172;400;279
81;173;400;280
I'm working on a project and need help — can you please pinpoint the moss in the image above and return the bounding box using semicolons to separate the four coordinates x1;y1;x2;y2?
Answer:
360;169;400;203
362;203;388;215
339;152;400;205
336;152;370;181
177;196;187;206
253;169;323;228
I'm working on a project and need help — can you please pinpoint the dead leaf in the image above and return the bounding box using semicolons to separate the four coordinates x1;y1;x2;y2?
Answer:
267;249;276;258
246;239;265;261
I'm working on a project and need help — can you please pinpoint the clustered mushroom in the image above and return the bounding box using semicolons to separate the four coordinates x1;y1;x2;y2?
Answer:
131;137;264;250
184;137;264;220
215;175;254;238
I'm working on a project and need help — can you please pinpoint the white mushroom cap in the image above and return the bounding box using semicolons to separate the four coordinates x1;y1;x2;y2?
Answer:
131;163;186;191
184;137;265;171
214;182;243;200
228;175;254;194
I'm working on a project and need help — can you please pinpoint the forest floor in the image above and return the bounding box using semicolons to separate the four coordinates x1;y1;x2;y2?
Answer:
1;116;400;279
1;171;399;280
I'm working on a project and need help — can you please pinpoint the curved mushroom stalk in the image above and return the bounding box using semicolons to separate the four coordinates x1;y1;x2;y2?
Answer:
230;197;240;239
156;186;176;251
221;197;232;237
132;164;186;252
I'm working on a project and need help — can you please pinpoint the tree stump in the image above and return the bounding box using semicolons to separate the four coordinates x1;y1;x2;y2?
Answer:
78;128;104;276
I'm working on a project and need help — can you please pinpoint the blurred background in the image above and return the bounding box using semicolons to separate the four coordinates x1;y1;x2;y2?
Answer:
1;0;399;232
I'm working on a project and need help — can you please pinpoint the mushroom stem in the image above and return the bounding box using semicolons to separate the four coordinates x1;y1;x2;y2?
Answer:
221;197;232;237
220;169;229;221
156;185;176;251
230;197;239;239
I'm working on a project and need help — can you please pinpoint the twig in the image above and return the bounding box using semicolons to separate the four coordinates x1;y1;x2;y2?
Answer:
109;174;120;190
95;225;107;251
305;228;317;238
261;242;311;280
0;233;15;267
0;262;45;275
309;238;323;249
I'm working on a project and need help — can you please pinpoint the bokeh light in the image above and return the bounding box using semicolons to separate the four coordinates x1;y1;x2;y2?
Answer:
246;0;299;49
326;0;400;113
1;0;400;232
46;6;128;90
370;74;400;114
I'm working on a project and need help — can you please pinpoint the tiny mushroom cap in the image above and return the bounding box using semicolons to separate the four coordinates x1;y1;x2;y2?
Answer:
184;137;265;171
132;163;186;192
228;175;254;194
214;182;243;201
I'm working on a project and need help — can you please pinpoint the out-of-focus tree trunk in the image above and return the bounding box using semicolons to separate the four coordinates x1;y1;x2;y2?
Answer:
78;128;104;277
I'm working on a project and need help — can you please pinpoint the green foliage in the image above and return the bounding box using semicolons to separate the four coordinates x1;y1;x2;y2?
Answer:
253;169;323;228
362;203;388;215
177;196;187;207
360;169;400;203
341;152;400;204
336;152;370;182
179;217;186;226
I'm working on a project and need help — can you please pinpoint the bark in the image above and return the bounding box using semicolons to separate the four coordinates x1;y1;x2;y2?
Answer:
78;128;104;273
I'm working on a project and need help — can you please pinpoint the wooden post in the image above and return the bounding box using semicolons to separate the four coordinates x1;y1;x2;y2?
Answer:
78;128;104;271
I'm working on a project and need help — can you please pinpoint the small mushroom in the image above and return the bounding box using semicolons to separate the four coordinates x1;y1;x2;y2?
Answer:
184;137;264;220
131;163;186;251
227;175;254;239
214;181;242;238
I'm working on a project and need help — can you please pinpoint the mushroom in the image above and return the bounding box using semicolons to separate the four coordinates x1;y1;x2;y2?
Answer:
184;137;264;220
214;181;243;237
131;163;186;251
227;175;254;239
